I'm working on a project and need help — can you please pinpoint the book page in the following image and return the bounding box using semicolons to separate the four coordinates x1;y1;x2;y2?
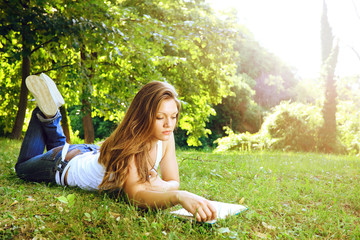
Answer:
170;201;247;224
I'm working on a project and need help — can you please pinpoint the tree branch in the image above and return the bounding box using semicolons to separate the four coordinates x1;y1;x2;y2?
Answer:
350;46;360;63
96;61;121;67
352;0;360;20
31;36;59;54
33;64;73;75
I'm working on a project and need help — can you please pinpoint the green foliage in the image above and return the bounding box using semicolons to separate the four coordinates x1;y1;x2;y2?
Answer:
215;102;324;153
337;75;360;107
0;0;242;145
0;0;300;146
210;73;261;136
336;75;360;154
262;101;323;152
0;0;354;151
215;99;360;155
145;0;238;145
234;30;299;108
292;77;323;104
337;101;360;154
68;106;117;140
213;127;265;153
0;60;21;136
206;20;299;143
56;194;76;207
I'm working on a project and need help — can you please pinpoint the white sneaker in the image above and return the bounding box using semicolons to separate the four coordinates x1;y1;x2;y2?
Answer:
26;73;65;118
40;73;65;107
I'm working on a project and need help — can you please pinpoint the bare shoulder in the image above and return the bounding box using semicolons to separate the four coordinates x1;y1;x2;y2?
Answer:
158;132;179;182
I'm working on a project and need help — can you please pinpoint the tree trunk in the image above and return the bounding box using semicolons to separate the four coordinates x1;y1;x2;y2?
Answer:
10;1;31;139
10;55;30;139
319;1;339;153
80;48;95;144
82;99;95;143
60;105;71;143
319;44;339;153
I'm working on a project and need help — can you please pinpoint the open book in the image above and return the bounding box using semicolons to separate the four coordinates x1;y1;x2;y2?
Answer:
170;201;248;224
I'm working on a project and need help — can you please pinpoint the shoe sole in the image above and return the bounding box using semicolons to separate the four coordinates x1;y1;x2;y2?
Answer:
40;73;65;106
26;75;59;118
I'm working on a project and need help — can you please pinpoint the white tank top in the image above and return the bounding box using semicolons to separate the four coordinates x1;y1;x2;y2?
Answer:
65;151;104;191
57;141;163;191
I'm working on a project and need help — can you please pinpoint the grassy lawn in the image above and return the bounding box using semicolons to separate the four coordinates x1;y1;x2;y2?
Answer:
1;137;359;239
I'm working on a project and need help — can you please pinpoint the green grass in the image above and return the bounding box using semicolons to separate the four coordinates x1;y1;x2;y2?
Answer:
1;138;359;239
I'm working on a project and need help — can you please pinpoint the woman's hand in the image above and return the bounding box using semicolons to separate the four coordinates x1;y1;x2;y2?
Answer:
177;191;217;222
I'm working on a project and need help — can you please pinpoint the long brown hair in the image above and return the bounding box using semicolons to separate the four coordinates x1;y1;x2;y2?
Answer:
98;81;181;191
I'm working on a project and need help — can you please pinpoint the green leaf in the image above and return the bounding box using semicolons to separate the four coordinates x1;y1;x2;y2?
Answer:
67;194;76;207
56;196;68;204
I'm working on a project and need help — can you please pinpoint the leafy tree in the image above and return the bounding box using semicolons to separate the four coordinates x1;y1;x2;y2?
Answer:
0;53;21;136
1;0;253;147
0;0;122;142
334;76;360;154
206;18;298;147
214;101;324;153
68;105;117;141
211;73;259;135
37;0;120;143
337;101;360;154
234;30;298;108
0;0;79;139
117;0;238;146
337;75;360;107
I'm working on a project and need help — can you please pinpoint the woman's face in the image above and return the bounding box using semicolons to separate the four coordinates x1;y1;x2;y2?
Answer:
151;98;178;142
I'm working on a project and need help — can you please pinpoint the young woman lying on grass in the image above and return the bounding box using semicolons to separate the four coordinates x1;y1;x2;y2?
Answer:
15;74;217;222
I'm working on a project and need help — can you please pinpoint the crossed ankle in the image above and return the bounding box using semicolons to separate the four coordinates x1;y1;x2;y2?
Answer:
36;111;60;123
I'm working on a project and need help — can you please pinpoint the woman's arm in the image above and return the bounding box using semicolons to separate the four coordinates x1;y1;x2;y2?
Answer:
146;169;179;192
133;190;217;222
143;133;179;192
158;133;179;189
159;133;178;180
123;157;217;222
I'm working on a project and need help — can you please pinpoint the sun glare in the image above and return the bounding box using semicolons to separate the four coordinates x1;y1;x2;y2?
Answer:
207;0;360;79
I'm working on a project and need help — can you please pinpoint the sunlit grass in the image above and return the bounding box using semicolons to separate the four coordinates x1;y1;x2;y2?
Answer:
1;138;359;239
